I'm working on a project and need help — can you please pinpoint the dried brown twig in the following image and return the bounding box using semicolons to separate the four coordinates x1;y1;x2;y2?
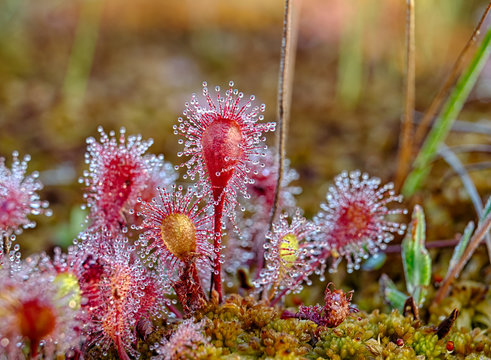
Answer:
270;0;299;228
395;0;416;189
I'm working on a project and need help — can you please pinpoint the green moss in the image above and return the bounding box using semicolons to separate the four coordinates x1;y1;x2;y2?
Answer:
87;294;491;359
428;280;491;330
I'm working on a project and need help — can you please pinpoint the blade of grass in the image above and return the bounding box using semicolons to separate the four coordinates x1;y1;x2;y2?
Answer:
442;161;491;177
438;144;491;260
336;0;364;109
434;212;491;304
395;0;416;190
62;0;104;113
447;221;474;272
402;24;491;197
0;0;23;27
445;144;491;153
413;112;491;135
480;196;491;223
380;274;407;313
412;3;491;150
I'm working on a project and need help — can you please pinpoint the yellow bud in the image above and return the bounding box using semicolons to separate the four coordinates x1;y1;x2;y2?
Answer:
160;213;197;259
54;272;81;310
279;233;299;266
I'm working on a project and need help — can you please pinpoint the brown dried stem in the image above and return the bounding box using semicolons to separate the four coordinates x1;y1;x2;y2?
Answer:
270;0;298;229
395;0;416;189
384;237;460;254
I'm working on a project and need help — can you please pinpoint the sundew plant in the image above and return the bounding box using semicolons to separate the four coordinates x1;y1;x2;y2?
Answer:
0;86;406;359
1;1;491;359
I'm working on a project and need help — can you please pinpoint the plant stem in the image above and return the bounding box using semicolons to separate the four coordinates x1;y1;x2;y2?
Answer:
270;0;297;229
433;213;491;304
30;340;39;360
384;237;460;254
211;196;224;302
412;3;491;150
395;0;416;189
115;335;131;360
402;23;491;197
165;302;183;319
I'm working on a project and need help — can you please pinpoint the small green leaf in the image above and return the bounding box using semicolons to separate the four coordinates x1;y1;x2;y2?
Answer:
448;221;474;273
402;205;431;305
380;274;407;313
55;206;88;247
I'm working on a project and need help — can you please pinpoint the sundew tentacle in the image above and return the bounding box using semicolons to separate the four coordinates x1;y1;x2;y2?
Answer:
313;171;407;273
136;185;212;311
82;127;176;233
0;151;51;239
254;210;319;298
0;257;83;358
223;148;302;284
80;232;168;359
136;185;213;278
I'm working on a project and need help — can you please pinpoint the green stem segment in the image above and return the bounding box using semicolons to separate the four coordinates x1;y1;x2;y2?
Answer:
402;24;491;197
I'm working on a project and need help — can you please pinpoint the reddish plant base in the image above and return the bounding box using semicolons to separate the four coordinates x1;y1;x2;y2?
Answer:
16;299;56;358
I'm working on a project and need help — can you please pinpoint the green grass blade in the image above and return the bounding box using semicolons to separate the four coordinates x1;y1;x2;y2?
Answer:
62;0;104;112
402;25;491;197
448;221;474;273
479;196;491;225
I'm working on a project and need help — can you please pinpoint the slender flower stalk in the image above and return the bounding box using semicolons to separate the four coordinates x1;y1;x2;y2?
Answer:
175;82;275;301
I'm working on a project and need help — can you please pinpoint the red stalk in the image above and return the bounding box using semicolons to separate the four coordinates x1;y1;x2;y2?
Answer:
30;340;39;359
211;195;224;302
201;118;243;303
115;335;131;360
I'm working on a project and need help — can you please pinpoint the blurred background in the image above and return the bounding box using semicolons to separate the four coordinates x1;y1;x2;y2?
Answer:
1;0;490;262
